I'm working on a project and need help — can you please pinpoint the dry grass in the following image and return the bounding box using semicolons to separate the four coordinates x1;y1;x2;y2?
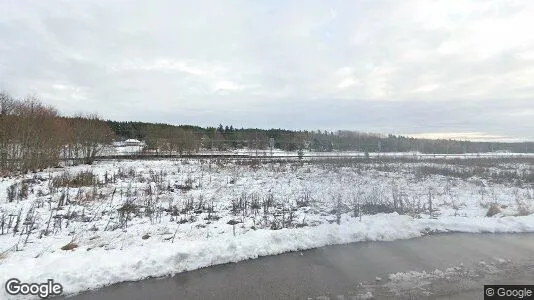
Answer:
0;251;8;262
52;170;100;188
486;203;502;217
61;241;79;251
516;200;533;216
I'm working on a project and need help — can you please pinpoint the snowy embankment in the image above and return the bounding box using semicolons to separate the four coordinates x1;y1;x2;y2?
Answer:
0;158;532;298
2;214;534;298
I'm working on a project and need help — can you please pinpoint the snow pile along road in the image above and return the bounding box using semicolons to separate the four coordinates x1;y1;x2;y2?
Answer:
2;214;534;298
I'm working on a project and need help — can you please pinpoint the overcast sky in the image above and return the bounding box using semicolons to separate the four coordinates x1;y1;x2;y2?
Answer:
1;0;533;141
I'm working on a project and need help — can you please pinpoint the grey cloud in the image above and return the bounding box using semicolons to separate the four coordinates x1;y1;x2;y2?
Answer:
0;0;533;141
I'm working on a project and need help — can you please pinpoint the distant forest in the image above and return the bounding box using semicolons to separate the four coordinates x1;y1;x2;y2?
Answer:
1;90;533;174
106;120;533;154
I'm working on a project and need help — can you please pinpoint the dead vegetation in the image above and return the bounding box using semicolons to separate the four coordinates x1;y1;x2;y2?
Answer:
52;170;101;188
486;203;502;217
61;241;78;251
0;157;531;256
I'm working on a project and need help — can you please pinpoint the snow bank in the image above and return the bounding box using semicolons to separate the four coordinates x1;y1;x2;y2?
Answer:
2;214;534;299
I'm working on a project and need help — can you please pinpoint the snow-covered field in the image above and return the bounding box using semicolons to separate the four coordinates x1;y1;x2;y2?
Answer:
0;157;532;298
91;141;534;159
227;149;534;159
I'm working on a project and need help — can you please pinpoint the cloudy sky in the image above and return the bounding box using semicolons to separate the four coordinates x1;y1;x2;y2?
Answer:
1;0;533;141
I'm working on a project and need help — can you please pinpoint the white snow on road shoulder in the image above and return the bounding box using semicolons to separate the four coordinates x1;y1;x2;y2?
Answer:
2;214;534;299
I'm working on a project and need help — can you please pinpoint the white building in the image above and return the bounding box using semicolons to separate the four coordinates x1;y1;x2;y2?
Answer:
123;139;142;146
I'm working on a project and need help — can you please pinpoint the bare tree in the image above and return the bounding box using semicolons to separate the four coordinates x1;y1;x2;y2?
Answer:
68;115;114;164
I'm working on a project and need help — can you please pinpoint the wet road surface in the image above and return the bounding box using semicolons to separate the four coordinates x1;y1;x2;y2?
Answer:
61;233;534;299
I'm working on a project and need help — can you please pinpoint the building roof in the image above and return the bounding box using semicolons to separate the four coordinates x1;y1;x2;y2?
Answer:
124;139;141;143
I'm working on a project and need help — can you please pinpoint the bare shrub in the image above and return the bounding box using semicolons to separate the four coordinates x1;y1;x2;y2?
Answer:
116;167;136;180
6;183;17;203
486;203;502;217
517;205;532;216
117;202;139;228
231;192;248;216
6;181;31;203
416;165;471;180
515;198;532;216
296;191;311;207
360;188;396;215
361;202;397;215
52;170;100;188
61;241;78;251
176;176;194;191
0;250;7;261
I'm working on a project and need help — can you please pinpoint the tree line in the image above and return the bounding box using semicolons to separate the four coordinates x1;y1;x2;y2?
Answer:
107;121;533;154
0;91;113;174
1;90;532;175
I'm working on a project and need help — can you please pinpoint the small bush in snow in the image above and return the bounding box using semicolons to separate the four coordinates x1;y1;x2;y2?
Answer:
486;203;502;217
61;241;78;251
52;170;100;188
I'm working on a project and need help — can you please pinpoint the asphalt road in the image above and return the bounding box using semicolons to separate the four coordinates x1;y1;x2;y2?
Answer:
61;233;534;300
